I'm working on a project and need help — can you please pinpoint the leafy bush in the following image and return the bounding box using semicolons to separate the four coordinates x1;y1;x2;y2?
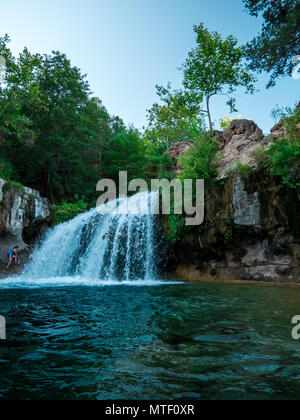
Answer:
3;180;25;193
164;134;220;243
220;115;243;130
179;134;220;187
234;161;252;180
165;214;186;244
0;157;18;181
262;139;300;189
258;105;300;189
52;199;88;225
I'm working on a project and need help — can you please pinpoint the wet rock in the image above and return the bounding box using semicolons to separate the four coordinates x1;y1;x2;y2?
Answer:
234;178;261;228
0;179;50;264
246;265;280;282
210;261;217;276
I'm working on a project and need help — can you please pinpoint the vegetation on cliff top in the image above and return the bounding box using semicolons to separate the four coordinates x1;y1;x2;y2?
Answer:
257;106;300;189
0;1;299;227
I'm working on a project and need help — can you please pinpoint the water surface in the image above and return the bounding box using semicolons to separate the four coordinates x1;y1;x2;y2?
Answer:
1;281;300;400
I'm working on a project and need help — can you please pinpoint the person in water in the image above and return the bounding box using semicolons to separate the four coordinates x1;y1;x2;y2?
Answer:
7;246;19;269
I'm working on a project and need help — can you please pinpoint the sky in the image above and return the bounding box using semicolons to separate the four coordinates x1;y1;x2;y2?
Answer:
1;0;299;133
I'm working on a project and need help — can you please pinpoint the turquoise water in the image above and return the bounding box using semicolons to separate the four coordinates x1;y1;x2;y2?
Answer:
1;281;300;400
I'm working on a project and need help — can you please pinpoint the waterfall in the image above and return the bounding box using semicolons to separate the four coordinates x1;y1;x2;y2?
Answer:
23;190;160;283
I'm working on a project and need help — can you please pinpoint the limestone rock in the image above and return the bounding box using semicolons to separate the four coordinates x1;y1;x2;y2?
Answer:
270;103;300;139
166;142;193;176
218;119;265;180
234;178;261;228
0;179;50;264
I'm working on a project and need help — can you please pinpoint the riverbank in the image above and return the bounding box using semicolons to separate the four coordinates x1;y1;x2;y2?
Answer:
171;264;300;285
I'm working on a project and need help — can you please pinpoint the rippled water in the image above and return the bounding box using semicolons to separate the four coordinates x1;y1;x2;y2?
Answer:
1;281;300;400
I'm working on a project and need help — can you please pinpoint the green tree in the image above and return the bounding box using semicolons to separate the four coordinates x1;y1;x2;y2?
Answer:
145;84;204;148
0;37;120;205
182;24;256;131
179;133;220;187
0;35;43;145
103;128;149;184
244;0;300;87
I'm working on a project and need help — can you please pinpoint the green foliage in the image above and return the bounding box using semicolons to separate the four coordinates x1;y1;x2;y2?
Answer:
52;199;88;225
164;134;220;244
224;227;233;244
179;134;220;187
145;84;205;148
234;161;252;180
262;139;300;189
0;36;125;205
271;105;300;141
0;156;18;181
143;139;174;180
165;214;186;244
244;0;300;87
182;23;256;130
257;106;300;189
3;180;25;193
220;115;243;130
103;128;149;184
220;116;234;130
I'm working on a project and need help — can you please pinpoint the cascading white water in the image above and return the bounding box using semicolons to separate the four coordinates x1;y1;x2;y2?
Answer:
22;190;160;283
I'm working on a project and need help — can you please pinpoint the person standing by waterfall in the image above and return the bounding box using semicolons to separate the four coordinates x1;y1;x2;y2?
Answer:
6;246;19;270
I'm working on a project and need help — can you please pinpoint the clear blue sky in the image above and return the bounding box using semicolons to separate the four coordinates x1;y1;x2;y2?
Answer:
1;0;299;133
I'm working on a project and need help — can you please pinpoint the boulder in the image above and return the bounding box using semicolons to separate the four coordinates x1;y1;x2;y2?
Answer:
166;120;266;180
270;103;300;139
166;142;193;176
218;119;265;179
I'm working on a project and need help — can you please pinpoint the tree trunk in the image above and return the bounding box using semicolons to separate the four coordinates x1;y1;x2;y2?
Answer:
206;95;213;132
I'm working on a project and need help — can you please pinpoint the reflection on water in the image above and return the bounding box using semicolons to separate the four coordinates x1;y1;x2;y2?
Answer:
1;282;300;400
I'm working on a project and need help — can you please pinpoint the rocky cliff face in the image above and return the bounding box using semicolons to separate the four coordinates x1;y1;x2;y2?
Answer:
165;120;300;283
0;180;50;271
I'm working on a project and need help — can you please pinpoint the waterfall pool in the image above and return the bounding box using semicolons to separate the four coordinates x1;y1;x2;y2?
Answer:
1;281;300;400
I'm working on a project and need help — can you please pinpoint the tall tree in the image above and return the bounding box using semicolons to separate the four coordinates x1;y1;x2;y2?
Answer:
103;128;148;184
0;35;43;146
244;0;300;87
182;24;256;131
0;37;121;204
145;84;204;148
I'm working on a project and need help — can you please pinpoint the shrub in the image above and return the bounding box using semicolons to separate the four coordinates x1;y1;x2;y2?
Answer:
52;199;89;225
262;139;300;189
256;105;300;189
0;157;18;181
234;161;252;180
165;133;220;243
3;180;25;193
220;115;243;130
165;214;186;244
179;133;220;187
271;105;300;141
